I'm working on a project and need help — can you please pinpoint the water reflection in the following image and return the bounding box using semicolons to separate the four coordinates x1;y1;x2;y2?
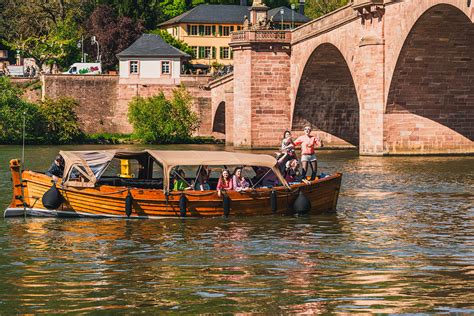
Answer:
0;146;473;313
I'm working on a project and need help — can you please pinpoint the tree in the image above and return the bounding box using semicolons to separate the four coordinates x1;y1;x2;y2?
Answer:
1;0;85;71
94;0;162;29
128;86;200;143
0;77;45;144
40;97;84;143
149;29;195;58
11;18;81;72
160;0;187;21
304;0;349;19
85;5;144;71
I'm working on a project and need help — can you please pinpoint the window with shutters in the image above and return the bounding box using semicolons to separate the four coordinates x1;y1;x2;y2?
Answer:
204;46;211;58
220;47;230;59
204;25;212;36
191;46;198;57
189;25;198;36
222;26;230;36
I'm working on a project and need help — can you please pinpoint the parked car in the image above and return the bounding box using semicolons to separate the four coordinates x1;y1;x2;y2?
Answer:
63;63;101;75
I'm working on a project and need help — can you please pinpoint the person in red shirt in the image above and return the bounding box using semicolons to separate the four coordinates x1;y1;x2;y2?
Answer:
293;125;322;181
217;169;234;197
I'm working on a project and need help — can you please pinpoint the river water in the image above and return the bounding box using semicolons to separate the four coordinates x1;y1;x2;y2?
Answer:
0;144;472;313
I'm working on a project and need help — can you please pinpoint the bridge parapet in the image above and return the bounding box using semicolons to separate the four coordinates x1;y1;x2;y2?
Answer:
291;5;357;44
230;30;291;45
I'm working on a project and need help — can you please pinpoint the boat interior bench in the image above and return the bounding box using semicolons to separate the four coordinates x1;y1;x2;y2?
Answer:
98;177;163;189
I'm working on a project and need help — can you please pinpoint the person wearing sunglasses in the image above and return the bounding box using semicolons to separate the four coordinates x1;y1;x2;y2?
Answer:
293;126;322;181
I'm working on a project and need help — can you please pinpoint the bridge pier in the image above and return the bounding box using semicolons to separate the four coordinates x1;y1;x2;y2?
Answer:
230;30;292;148
354;5;386;155
223;0;473;154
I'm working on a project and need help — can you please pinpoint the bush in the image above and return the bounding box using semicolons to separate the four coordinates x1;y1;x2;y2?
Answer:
39;97;84;144
128;86;200;143
0;77;45;143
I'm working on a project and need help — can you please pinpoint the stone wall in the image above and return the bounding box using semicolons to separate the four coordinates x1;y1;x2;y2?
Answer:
209;73;234;145
384;4;474;154
292;43;359;148
43;75;120;133
42;75;213;136
10;78;41;103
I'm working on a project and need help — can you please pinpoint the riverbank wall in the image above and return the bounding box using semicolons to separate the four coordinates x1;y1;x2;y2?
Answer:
12;75;216;138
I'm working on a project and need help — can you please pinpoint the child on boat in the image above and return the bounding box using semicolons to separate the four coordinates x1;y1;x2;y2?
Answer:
195;165;211;191
173;169;193;191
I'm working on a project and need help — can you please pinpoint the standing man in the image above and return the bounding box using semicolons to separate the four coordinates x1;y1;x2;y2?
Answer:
294;126;322;181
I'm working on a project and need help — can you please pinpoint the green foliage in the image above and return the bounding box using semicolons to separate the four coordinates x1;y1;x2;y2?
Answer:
0;78;84;144
10;18;81;71
149;29;195;58
95;0;161;29
128;86;200;143
0;77;45;144
39;97;84;144
84;133;133;144
304;0;349;19
160;0;187;21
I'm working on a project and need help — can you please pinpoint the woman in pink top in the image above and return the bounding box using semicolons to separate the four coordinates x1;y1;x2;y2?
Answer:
217;169;234;197
293;125;322;181
232;167;250;192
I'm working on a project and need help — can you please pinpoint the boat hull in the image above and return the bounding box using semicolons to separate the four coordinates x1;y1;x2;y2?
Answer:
6;160;342;218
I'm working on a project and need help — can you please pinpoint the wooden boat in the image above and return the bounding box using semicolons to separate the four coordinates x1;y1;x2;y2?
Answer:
4;150;342;218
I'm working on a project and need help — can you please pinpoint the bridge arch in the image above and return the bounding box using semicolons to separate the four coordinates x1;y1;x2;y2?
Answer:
212;101;226;134
292;43;360;147
385;4;474;153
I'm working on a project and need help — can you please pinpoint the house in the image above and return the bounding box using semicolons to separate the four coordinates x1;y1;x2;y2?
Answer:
158;4;310;66
117;34;190;80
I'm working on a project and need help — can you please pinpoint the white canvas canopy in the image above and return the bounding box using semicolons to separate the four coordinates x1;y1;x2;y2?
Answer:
59;150;287;190
60;150;145;187
146;150;288;192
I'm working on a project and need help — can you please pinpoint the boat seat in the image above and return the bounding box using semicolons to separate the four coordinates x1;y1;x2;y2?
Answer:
98;177;163;189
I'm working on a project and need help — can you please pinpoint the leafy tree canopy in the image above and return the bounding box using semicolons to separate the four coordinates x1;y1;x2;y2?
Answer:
128;86;200;143
85;5;144;71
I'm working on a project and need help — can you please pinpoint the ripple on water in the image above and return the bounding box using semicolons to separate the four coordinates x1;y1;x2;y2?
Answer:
0;148;473;313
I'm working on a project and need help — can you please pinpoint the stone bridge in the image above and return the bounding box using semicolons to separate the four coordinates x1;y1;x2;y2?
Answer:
210;0;474;155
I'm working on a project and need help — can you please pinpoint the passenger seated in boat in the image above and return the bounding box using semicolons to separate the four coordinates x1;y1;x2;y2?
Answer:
252;166;280;188
232;167;250;192
217;169;233;197
173;169;193;191
284;159;302;184
45;155;64;182
194;165;211;191
277;130;296;168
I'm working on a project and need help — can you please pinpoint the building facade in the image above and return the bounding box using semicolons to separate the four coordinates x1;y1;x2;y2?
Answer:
117;34;190;81
159;4;310;67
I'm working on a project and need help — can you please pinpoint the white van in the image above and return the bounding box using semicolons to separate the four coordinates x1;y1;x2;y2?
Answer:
64;63;101;75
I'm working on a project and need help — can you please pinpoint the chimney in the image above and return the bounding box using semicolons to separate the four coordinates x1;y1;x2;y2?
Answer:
240;0;247;5
298;0;305;15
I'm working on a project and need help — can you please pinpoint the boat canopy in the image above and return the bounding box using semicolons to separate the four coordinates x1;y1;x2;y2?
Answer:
59;150;147;187
146;150;287;192
59;150;287;190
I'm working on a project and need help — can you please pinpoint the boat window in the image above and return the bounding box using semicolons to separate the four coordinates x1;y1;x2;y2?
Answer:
66;164;91;184
101;158;141;179
152;161;163;179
